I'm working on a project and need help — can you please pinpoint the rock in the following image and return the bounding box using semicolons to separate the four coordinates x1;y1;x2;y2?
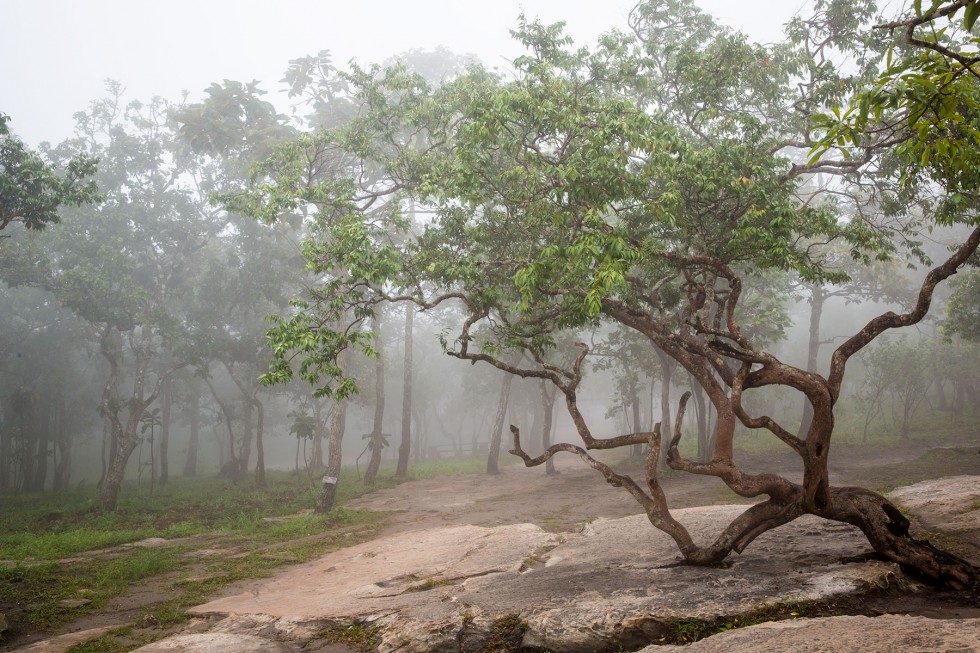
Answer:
192;522;559;619
125;537;170;548
15;625;122;652
635;614;980;652
56;598;91;608
192;506;901;653
131;633;291;652
888;475;980;536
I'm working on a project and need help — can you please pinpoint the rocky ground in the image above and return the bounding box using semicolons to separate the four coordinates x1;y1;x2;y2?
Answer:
10;437;980;652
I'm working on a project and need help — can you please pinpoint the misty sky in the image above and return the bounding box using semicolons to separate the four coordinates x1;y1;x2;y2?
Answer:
2;1;811;148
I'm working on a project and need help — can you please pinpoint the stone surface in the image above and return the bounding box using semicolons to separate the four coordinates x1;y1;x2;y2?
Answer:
14;626;120;652
888;475;980;536
636;614;980;653
130;633;292;652
192;506;900;653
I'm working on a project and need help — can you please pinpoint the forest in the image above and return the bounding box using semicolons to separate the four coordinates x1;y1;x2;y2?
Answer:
2;0;980;626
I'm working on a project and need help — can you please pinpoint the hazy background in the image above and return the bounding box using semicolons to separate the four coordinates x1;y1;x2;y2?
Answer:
2;0;803;147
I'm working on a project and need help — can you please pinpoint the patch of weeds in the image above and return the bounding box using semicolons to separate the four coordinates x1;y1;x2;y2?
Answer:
665;617;715;644
654;597;868;645
405;576;455;592
316;622;380;652
64;634;132;653
482;614;527;652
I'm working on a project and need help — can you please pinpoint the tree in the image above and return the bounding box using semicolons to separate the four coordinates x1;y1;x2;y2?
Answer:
0;113;99;233
396;304;415;477
362;313;387;486
944;269;980;342
44;85;216;510
237;0;978;588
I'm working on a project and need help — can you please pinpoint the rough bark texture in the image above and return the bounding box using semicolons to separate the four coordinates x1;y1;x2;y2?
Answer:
396;306;414;477
98;326;179;511
364;317;385;486
486;369;514;475
540;380;557;475
159;377;172;486
183;389;199;477
315;349;348;514
253;393;266;487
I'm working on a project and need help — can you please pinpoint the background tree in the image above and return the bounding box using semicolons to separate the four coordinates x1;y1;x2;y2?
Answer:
0;113;99;233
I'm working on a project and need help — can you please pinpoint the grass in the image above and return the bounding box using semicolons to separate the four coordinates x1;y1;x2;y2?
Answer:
0;465;422;649
654;595;880;645
0;456;502;650
315;623;381;652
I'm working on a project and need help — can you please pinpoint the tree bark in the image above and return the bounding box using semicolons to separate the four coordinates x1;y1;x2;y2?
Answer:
364;316;386;486
312;399;325;467
250;391;265;487
241;399;253;473
540;380;556;475
0;415;10;492
396;306;414;477
315;348;347;514
31;419;49;492
798;284;826;438
657;351;676;466
98;326;181;511
487;368;514;475
53;400;70;492
159;377;172;485
183;389;200;477
204;373;239;480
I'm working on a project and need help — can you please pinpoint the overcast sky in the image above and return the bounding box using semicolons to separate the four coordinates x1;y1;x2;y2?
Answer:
2;1;811;148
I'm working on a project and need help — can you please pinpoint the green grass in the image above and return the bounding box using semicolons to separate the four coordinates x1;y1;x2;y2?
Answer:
0;459;497;650
0;471;374;639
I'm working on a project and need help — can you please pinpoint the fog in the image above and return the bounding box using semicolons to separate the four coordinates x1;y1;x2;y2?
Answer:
0;0;976;498
1;0;796;148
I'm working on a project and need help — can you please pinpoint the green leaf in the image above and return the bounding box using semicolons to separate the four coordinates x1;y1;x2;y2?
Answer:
965;2;980;31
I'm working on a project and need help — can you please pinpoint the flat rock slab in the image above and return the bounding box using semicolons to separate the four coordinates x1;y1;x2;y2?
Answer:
888;475;980;537
131;633;291;652
637;614;980;653
14;625;122;653
192;506;899;653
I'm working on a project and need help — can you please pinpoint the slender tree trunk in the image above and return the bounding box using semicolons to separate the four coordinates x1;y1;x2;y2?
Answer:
102;402;154;510
315;349;347;514
253;394;266;487
183;390;199;477
0;415;10;493
31;419;49;492
657;352;676;466
540;380;556;475
311;399;324;467
159;378;171;485
97;327;180;510
364;316;386;486
396;306;414;477
53;401;70;492
487;369;514;475
798;285;826;438
204;374;238;479
630;377;643;458
98;417;112;489
240;399;253;472
690;376;710;463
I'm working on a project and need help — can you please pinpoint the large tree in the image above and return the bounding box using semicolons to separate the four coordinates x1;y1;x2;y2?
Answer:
0;113;99;233
237;0;979;587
